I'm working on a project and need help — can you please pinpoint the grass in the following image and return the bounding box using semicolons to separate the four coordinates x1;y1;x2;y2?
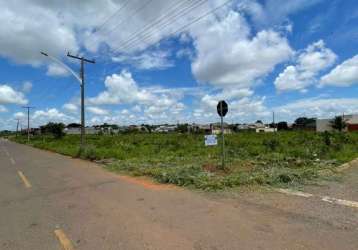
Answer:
9;131;358;190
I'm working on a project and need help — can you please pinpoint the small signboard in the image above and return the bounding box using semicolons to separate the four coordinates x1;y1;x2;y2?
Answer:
205;134;217;146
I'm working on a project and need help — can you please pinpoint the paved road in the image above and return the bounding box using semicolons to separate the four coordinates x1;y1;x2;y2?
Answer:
0;138;357;250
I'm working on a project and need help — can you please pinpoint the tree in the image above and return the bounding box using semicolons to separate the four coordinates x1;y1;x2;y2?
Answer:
277;121;289;131
293;117;316;130
176;123;189;133
40;122;65;139
67;123;81;128
330;116;347;132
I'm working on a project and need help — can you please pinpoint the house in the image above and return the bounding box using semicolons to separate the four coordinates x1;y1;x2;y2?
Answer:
256;127;277;133
316;118;333;132
316;114;358;132
154;125;177;133
64;127;99;135
345;115;358;132
210;123;232;134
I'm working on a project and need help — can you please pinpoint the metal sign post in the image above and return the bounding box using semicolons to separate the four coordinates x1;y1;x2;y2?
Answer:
217;100;228;169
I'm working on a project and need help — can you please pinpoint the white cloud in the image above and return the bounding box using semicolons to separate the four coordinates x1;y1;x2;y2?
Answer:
132;105;142;113
0;1;79;65
320;55;358;87
190;10;293;88
22;81;33;93
275;40;337;92
240;0;323;28
87;106;109;116
63;103;78;113
275;97;358;120
32;108;74;126
14;112;26;119
0;105;7;112
89;70;183;108
112;50;173;70
88;70;187;122
46;63;71;77
0;84;28;105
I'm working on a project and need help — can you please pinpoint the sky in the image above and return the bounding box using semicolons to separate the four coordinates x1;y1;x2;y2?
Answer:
0;0;357;130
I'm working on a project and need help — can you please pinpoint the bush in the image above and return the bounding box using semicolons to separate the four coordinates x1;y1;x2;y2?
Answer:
79;145;98;161
263;138;280;151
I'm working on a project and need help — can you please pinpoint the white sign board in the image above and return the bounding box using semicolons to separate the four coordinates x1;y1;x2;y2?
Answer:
205;134;217;146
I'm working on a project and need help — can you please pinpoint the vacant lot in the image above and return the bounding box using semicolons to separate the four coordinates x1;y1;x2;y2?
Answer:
11;131;358;190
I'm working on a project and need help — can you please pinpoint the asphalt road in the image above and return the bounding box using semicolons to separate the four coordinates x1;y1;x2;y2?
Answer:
0;138;357;250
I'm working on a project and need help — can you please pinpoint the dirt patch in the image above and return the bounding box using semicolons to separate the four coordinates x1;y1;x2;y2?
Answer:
118;175;178;191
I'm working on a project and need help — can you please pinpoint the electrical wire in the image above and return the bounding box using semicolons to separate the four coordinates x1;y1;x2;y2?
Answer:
122;0;234;53
110;0;194;51
91;0;131;35
87;0;154;48
112;0;207;53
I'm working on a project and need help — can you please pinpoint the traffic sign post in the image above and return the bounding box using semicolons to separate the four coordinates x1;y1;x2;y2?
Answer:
217;100;228;169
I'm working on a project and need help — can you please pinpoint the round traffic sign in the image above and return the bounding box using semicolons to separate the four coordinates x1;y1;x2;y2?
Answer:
217;100;228;117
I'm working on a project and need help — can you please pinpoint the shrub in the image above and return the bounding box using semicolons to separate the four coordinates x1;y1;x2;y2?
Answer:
263;138;280;151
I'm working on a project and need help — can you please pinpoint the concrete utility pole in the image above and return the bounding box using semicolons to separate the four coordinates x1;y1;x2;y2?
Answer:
273;111;276;132
67;53;95;151
41;51;95;151
15;119;20;138
22;106;35;143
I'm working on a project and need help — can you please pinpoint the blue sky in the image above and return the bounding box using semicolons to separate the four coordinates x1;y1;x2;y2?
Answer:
0;0;357;130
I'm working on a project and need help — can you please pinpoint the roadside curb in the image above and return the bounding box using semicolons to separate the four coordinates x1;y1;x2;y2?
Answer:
335;158;358;172
318;157;358;176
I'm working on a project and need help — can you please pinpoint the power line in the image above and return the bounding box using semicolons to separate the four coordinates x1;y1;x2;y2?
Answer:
112;0;207;53
122;0;234;53
91;0;131;35
87;0;154;48
111;0;195;51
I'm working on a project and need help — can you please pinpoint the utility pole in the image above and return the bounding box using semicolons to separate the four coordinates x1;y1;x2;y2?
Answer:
15;119;20;138
22;106;35;143
273;111;276;132
67;53;95;151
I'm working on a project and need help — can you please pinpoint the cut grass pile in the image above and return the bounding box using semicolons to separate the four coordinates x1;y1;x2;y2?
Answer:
10;131;358;190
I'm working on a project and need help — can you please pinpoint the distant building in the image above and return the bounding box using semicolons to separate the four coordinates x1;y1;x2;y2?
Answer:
316;114;358;132
210;123;232;134
256;127;277;133
345;115;358;132
64;127;98;135
154;125;177;133
316;119;333;132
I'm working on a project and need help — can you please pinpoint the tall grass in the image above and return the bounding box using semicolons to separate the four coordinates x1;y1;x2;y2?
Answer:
11;131;358;190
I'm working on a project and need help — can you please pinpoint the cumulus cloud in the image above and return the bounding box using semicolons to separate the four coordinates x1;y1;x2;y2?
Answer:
320;55;358;87
190;10;293;88
0;105;7;112
89;70;154;105
0;1;79;65
274;40;337;92
240;0;323;28
32;108;74;126
22;81;33;93
47;63;71;77
112;50;173;70
14;112;26;119
0;84;28;105
275;97;358;119
88;70;187;121
87;106;109;116
63;103;78;113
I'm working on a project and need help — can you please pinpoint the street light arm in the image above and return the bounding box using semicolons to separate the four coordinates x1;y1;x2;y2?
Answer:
40;52;82;85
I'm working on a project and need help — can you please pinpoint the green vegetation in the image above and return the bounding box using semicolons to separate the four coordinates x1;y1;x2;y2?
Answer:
10;131;358;190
